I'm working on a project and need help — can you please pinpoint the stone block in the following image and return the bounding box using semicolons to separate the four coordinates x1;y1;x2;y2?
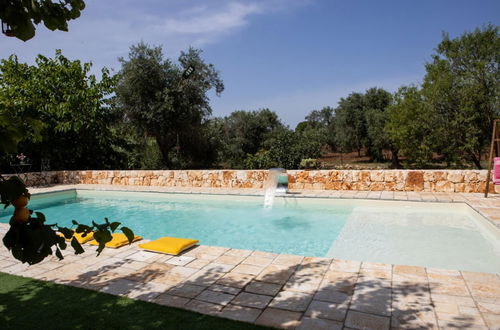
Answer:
405;171;424;191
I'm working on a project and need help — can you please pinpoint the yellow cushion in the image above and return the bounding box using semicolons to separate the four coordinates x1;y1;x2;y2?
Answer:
88;233;142;248
139;237;199;255
58;231;94;244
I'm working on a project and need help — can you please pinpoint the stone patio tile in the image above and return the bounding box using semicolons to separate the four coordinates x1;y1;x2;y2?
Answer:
433;302;460;314
21;266;52;278
185;299;223;315
269;290;313;312
431;293;475;307
0;259;16;269
242;256;273;267
323;270;358;282
272;254;304;267
245;281;282;296
149;273;185;286
250;250;278;259
76;255;107;266
351;286;392;316
126;263;173;282
476;301;500;314
214;255;245;266
219;304;262;323
255;308;302;329
125;251;163;263
391;303;438;329
461;271;500;284
301;256;333;266
360;261;392;271
100;278;137;296
186;269;225;286
83;257;126;271
314;287;352;304
217;272;255;288
196;290;235;306
208;284;241;295
355;277;392;290
37;260;65;270
155;254;174;263
202;262;235;273
168;283;206;298
119;260;150;271
169;266;199;278
483;313;500;329
380;191;394;200
436;311;486;327
467;281;500;299
231;264;264;276
426;268;463;283
185;259;211;269
283;277;321;293
154;293;190;308
223;249;253;258
305;300;348;321
165;255;195;266
127;281;170;302
193;253;219;261
203;246;229;257
329;259;361;273
429;281;473;297
407;192;422;201
344;310;390;330
3;262;31;275
255;264;295;284
359;268;392;280
232;292;272;309
71;268;136;289
295;265;329;278
113;248;140;259
393;264;426;278
297;317;342;330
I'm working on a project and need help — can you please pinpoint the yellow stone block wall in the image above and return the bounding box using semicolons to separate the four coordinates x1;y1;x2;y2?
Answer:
14;169;497;193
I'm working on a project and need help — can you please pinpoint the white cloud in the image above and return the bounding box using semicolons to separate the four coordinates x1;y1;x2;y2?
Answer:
159;2;262;47
162;3;261;35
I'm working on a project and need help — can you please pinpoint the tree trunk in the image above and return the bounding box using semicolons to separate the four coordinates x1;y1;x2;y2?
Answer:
155;135;174;168
390;148;400;169
470;151;482;169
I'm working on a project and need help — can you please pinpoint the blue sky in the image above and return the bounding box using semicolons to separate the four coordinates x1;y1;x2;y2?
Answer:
1;0;499;127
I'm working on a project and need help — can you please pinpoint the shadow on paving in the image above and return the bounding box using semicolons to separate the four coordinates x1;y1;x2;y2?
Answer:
32;251;485;329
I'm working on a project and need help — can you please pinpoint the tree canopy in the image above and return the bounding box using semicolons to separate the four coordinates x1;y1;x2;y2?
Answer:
0;0;85;41
0;50;127;170
116;42;224;169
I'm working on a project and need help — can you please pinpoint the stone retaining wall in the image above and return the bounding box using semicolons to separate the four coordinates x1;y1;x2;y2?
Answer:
7;169;497;193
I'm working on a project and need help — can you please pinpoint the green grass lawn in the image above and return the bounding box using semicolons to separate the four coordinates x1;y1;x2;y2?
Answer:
0;272;269;330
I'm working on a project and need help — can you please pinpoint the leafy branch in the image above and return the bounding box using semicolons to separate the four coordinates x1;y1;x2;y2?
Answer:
0;175;134;265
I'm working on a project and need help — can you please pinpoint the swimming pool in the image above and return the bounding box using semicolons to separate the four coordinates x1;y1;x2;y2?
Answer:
1;189;499;274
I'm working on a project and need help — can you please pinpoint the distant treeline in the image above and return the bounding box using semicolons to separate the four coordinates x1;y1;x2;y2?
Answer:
0;24;498;171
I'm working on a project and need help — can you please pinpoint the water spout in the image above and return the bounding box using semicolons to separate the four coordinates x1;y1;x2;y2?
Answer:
263;168;288;207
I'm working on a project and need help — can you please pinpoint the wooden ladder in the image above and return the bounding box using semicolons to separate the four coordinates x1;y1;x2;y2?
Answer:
485;119;500;197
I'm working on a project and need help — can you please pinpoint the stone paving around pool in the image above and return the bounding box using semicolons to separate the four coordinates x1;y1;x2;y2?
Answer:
0;185;499;329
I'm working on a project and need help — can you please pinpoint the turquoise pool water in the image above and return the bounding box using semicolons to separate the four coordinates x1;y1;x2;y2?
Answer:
1;189;499;273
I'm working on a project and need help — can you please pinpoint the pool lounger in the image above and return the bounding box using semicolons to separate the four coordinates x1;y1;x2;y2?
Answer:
88;233;142;248
139;237;199;255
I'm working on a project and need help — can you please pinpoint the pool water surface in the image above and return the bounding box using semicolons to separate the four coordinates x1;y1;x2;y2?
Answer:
1;189;499;274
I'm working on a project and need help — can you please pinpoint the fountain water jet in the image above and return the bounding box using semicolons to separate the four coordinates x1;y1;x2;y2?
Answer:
263;168;288;207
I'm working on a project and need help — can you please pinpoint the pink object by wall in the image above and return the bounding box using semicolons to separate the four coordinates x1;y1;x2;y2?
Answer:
494;157;500;184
